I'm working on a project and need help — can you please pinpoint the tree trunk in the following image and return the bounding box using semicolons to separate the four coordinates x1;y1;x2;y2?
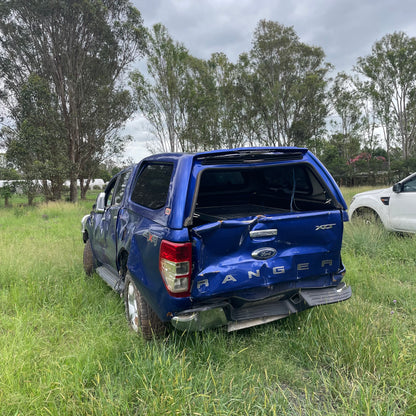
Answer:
69;180;77;202
27;192;34;206
80;177;90;200
68;130;79;203
42;179;51;201
49;180;63;201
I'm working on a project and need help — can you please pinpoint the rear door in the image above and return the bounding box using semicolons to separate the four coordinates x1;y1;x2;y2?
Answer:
190;210;344;299
92;169;132;269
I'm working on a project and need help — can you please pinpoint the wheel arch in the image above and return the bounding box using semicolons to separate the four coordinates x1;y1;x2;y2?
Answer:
124;271;166;340
350;205;386;226
81;214;91;243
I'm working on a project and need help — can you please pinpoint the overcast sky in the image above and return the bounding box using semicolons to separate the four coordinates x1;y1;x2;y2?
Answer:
123;0;416;161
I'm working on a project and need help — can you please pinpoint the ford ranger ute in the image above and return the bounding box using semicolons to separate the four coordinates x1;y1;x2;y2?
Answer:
349;172;416;233
82;148;351;339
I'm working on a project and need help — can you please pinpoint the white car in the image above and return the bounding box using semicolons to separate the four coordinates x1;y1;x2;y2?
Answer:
349;172;416;233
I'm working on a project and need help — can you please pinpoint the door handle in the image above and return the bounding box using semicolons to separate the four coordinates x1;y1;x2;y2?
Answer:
250;229;278;238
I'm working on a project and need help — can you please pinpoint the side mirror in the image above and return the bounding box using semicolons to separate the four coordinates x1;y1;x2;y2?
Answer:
95;192;106;213
392;183;402;193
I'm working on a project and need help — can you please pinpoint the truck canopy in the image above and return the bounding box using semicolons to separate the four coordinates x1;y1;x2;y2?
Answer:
181;151;347;302
143;148;347;230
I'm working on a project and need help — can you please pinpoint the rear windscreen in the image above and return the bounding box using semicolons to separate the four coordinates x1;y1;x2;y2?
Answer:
191;163;336;225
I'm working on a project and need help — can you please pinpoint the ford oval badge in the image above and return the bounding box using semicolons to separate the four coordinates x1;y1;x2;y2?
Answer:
251;247;277;260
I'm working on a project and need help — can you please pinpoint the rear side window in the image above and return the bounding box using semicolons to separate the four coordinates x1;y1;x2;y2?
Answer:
131;163;173;209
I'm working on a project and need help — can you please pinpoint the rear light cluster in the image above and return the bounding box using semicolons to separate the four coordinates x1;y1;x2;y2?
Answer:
159;240;192;297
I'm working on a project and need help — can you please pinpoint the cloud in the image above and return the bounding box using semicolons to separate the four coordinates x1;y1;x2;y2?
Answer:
121;115;153;161
133;0;416;71
127;0;416;157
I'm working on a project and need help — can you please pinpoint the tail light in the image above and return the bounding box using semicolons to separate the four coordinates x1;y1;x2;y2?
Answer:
159;240;192;297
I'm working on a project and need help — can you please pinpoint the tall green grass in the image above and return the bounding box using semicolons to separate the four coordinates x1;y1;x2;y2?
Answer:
0;192;415;415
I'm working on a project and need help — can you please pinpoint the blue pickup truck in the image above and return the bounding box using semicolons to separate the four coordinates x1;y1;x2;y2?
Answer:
82;148;351;339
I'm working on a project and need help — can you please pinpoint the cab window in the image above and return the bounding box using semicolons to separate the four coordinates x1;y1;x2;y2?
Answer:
131;163;173;209
112;169;132;205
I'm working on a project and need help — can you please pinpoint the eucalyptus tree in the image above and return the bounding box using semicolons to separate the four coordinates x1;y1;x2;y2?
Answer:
181;53;247;151
235;52;264;146
249;20;331;148
208;53;248;149
77;86;135;199
131;29;248;154
177;55;220;151
130;23;190;153
0;0;146;201
355;32;416;160
4;74;67;202
329;72;366;161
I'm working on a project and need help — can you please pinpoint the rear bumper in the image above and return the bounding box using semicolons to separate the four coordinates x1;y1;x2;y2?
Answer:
171;282;352;332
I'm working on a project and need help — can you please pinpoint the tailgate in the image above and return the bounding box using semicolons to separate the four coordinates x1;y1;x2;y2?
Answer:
190;210;343;299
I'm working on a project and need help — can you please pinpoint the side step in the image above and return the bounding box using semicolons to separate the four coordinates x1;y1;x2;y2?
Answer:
300;282;352;307
96;266;125;294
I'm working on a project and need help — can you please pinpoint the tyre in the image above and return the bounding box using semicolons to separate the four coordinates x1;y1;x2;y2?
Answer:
124;272;165;340
83;239;95;276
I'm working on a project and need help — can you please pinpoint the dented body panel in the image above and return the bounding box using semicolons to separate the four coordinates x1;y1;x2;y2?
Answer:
191;210;343;299
82;147;351;331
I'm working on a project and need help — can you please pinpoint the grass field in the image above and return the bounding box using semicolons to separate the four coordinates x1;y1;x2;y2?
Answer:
0;188;415;415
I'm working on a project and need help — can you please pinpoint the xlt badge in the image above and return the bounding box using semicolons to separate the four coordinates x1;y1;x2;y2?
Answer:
315;223;336;231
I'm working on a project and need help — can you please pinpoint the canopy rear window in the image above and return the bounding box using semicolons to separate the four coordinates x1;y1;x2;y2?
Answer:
189;163;336;226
